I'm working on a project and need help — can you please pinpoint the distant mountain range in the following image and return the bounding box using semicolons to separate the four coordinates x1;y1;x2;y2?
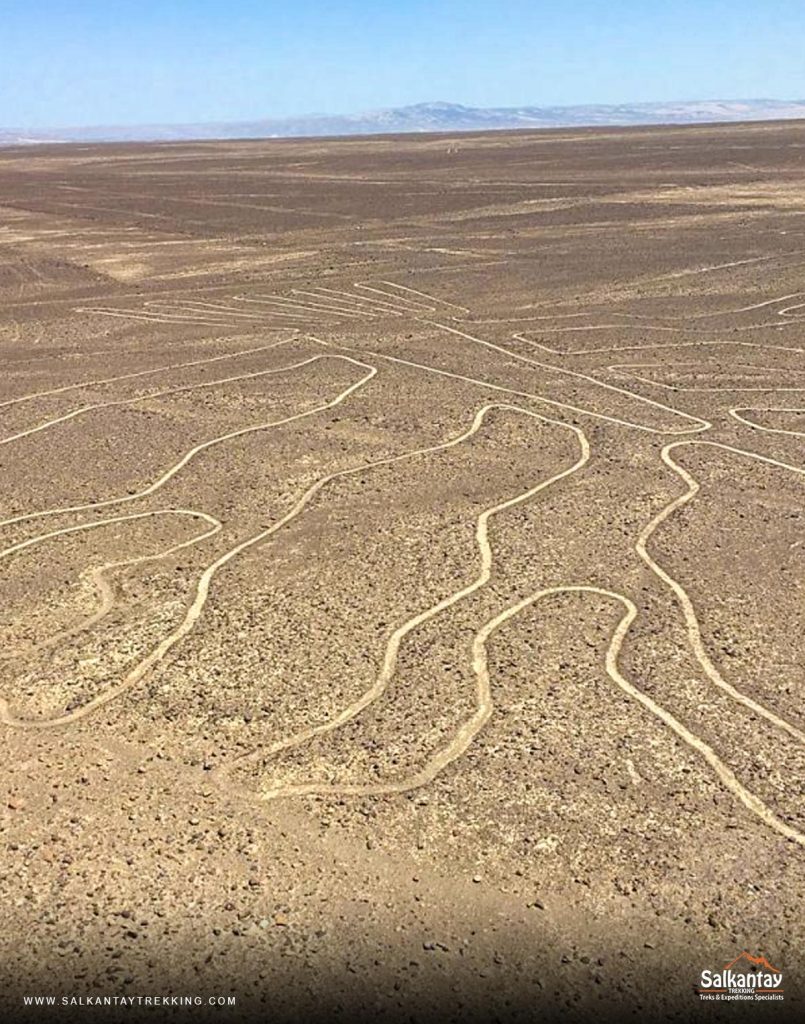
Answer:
4;99;805;145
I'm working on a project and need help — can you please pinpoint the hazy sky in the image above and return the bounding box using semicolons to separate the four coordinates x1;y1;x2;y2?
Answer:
3;0;805;128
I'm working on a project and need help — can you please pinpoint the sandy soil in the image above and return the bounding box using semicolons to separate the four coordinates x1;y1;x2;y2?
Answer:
0;120;803;1023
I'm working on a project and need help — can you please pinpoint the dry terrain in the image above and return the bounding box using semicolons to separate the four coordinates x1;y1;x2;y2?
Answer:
0;120;803;1022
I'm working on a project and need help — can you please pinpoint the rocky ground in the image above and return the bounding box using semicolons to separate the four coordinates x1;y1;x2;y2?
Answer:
0;120;803;1022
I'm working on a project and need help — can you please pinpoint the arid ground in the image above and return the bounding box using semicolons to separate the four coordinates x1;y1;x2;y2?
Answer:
0;120;803;1022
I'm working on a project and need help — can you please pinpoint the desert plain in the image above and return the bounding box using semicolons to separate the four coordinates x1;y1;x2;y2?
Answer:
0;119;803;1022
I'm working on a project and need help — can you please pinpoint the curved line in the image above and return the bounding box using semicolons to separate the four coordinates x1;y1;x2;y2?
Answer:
609;362;805;393
0;354;377;532
251;584;804;848
0;341;303;447
4;398;568;728
421;320;711;434
512;335;805;358
219;402;588;781
0;338;294;410
636;440;805;744
730;407;805;438
0;509;221;662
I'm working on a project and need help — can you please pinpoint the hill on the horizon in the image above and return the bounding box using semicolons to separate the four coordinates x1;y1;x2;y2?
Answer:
3;98;805;145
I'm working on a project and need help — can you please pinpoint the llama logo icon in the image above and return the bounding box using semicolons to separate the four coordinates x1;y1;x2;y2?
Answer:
698;951;784;1002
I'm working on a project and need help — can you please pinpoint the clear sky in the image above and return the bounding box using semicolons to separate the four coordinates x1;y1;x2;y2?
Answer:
2;0;805;128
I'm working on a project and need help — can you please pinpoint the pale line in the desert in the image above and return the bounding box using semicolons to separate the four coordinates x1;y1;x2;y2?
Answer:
423;319;711;434
76;309;251;327
313;335;712;436
0;508;222;660
220;401;588;784
252;294;369;318
0;357;378;727
236;294;367;319
144;301;274;321
635;438;805;745
290;290;387;318
377;280;471;314
249;581;804;848
512;335;805;358
501;290;805;324
0;337;295;410
309;335;803;740
0;339;301;448
609;362;805;393
0;355;376;534
730;407;805;438
353;282;438;312
309;287;409;316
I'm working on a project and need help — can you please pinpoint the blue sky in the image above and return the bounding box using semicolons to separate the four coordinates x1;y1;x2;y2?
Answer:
2;1;805;128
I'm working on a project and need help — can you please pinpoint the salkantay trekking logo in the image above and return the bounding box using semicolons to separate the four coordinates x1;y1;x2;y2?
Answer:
698;951;784;1002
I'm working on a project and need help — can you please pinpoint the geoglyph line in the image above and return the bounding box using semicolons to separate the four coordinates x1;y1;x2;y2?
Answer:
456;250;805;322
499;318;805;332
372;280;471;314
7;275;801;845
0;337;296;410
609;362;805;393
0;354;377;532
309;336;804;746
218;401;589;785
635;439;805;745
498;289;805;324
77;308;258;327
73;279;466;329
421;319;711;434
2;390;578;727
236;576;804;848
0;508;221;663
0;358;378;727
0;338;299;447
730;407;805;438
463;281;805;328
315;338;712;436
512;334;805;358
